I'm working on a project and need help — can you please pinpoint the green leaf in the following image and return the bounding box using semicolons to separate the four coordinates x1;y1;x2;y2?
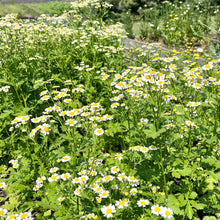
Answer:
172;171;181;178
44;210;52;217
179;167;192;176
189;191;197;199
202;216;217;220
185;202;194;219
167;194;183;215
190;200;205;210
144;125;166;139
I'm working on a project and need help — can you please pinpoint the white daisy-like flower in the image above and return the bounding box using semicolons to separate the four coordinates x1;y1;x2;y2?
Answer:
115;199;129;209
61;155;71;162
0;208;8;217
101;204;116;218
137;199;149;207
102;175;115;182
99;190;109;198
117;173;127;182
40;123;50;135
192;82;203;89
90;170;97;176
80;175;89;183
17;212;32;220
130;188;138;196
0;182;6;189
36;176;46;184
65;119;77;126
160;207;174;219
63;98;72;103
13;163;19;169
40;90;48;96
49;167;59;173
61;173;71;181
94;128;104;136
72;177;81;184
33;184;43;191
111;185;118;190
185;120;195;127
48;174;60;182
149;145;158;150
151;204;162;216
111;166;120;174
6;214;18;220
58;197;65;202
140;146;149;153
40;95;50;101
103;153;110;157
115;153;123;160
74;187;83;196
111;103;119;108
202;63;213;71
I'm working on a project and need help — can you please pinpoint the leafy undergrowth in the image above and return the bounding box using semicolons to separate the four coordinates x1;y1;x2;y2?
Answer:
0;1;72;18
0;0;220;219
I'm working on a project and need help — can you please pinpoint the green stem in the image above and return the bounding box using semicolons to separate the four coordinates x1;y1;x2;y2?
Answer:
159;144;168;201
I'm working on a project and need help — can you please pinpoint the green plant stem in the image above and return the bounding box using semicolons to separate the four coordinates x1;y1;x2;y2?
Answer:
159;144;168;201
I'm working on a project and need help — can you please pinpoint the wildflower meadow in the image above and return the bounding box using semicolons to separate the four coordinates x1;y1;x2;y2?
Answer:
0;0;220;219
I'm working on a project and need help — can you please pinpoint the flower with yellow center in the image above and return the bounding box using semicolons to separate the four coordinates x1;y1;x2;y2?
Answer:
160;207;174;219
151;204;162;216
0;208;7;216
94;128;104;136
137;199;149;207
101;204;116;218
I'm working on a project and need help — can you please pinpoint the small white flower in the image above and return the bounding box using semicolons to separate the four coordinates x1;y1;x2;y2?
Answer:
58;197;65;202
48;174;60;182
61;155;71;162
49;167;59;173
115;153;123;160
60;173;71;181
160;207;174;219
0;182;6;189
151;204;162;216
111;166;120;174
94;128;104;136
101;204;116;218
137;199;149;207
130;188;137;196
0;208;8;216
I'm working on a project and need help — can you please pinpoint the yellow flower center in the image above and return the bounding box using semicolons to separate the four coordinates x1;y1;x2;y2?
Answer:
44;127;49;132
165;210;171;216
106;208;112;214
0;211;4;215
119;201;125;206
20;213;28;219
155;207;160;212
105;176;110;180
117;82;123;87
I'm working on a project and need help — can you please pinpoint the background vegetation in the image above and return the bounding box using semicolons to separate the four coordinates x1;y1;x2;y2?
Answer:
0;1;71;17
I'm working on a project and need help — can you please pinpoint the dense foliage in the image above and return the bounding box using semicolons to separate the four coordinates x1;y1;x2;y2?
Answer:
109;0;220;49
0;0;220;219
